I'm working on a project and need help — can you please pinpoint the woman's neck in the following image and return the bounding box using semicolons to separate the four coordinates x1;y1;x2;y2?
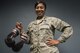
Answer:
36;16;44;20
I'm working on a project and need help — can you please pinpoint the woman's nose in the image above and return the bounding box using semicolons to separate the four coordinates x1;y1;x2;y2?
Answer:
38;7;41;10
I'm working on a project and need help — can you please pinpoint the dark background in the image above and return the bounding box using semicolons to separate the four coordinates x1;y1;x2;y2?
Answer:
0;0;80;53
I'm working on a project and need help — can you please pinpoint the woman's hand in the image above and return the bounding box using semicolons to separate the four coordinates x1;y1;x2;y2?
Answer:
46;39;60;46
16;22;23;32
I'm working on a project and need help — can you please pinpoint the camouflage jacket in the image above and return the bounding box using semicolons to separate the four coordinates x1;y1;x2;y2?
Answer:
24;16;73;53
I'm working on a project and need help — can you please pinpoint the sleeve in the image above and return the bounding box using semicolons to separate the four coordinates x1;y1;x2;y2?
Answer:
51;17;73;43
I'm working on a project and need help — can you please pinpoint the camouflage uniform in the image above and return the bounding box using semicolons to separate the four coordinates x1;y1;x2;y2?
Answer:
24;16;73;53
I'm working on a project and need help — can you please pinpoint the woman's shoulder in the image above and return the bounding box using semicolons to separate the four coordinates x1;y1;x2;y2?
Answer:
28;20;36;27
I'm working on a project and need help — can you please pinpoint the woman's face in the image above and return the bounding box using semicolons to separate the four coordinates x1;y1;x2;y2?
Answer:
35;3;45;17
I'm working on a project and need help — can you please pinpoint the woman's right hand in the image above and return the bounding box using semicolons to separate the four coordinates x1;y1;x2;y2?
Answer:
16;22;23;32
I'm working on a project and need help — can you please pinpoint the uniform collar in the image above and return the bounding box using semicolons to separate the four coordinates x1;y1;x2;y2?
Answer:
35;16;47;25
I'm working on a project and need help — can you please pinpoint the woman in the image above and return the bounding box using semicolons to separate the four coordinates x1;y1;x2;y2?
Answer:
5;1;73;53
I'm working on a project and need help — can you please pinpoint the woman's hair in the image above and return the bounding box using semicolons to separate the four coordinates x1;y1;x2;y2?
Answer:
34;0;46;9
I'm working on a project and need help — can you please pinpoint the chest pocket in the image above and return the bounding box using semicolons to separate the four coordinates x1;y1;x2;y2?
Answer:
39;24;50;30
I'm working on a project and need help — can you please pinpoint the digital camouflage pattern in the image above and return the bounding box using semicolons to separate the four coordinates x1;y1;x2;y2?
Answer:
23;16;73;53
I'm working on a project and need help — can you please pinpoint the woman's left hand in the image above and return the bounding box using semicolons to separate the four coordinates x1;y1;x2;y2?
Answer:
46;39;60;46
